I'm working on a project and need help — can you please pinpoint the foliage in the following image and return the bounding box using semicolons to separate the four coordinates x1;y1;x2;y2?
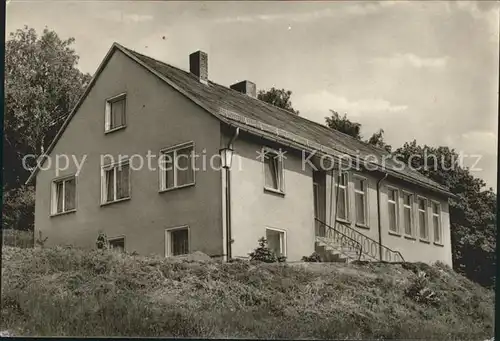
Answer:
324;108;496;287
2;185;35;230
394;141;497;287
301;252;321;262
248;237;286;263
366;129;392;152
405;271;440;306
96;232;109;250
324;111;392;152
2;229;34;248
3;26;91;231
257;87;299;115
35;231;48;248
1;247;494;339
325;110;362;139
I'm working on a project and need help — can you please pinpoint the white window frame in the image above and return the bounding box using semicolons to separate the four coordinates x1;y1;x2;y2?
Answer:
402;191;414;238
353;174;368;227
108;236;126;252
262;147;285;194
431;200;443;245
50;175;77;216
335;171;350;222
159;141;196;192
417;196;429;242
265;227;287;257
101;159;131;205
104;93;127;133
165;226;190;257
387;186;400;234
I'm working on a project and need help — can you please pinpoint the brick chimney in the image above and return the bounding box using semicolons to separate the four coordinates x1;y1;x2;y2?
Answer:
189;51;208;84
230;80;257;98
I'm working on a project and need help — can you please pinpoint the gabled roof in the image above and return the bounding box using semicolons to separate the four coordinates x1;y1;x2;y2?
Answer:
27;43;453;198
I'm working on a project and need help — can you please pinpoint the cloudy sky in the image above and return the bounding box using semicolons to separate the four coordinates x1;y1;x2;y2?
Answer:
7;0;499;189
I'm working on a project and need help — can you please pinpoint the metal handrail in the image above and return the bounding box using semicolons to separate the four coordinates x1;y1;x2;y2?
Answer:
315;218;363;262
333;219;405;263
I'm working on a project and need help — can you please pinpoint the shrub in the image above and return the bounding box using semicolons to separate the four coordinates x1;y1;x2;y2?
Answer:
35;231;48;248
405;270;440;306
302;252;321;262
96;231;109;250
248;237;286;263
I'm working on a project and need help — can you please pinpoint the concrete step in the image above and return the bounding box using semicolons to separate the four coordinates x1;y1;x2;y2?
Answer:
315;242;358;263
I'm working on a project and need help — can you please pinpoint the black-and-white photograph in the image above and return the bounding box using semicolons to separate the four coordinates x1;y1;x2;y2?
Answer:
1;0;498;339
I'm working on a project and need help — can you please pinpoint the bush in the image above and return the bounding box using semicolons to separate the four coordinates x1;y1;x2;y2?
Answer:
35;231;48;248
248;237;286;263
2;229;34;248
95;231;109;250
302;252;321;262
405;270;440;306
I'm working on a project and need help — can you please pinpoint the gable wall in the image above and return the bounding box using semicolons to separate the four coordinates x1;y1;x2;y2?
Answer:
34;49;223;256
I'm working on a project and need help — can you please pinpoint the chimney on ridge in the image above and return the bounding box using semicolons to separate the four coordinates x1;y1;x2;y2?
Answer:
230;80;257;98
189;50;208;84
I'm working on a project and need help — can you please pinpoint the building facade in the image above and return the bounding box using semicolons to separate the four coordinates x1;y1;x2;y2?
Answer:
29;43;453;266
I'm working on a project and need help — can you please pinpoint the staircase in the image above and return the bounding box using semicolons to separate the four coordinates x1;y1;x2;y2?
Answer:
314;218;405;263
315;236;361;263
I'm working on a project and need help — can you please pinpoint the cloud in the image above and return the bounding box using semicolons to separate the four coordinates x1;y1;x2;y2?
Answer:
370;53;448;68
455;1;499;43
96;11;153;24
213;2;396;24
447;130;497;187
294;91;408;119
456;131;498;155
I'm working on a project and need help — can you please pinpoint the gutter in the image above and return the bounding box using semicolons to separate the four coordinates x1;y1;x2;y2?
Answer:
219;119;454;199
376;172;388;261
225;127;239;260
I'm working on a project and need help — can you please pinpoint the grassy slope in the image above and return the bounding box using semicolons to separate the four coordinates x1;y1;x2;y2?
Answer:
0;246;494;339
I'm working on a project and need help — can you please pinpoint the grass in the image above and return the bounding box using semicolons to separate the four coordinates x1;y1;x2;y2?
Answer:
0;246;494;339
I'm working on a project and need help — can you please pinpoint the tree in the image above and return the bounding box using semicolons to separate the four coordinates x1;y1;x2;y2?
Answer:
325;110;392;153
257;87;299;115
394;141;496;287
366;129;392;153
248;237;286;263
3;26;91;230
324;107;496;286
325;110;362;140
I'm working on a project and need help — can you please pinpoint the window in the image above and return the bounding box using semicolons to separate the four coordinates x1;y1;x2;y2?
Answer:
402;192;414;236
418;197;428;240
165;227;189;256
432;202;442;244
160;142;195;191
51;176;76;215
101;160;130;204
387;187;399;233
353;176;367;226
105;94;126;132
266;228;286;257
263;148;284;193
336;172;349;221
109;237;125;252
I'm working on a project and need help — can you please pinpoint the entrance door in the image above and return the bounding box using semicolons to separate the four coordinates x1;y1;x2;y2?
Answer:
313;171;326;236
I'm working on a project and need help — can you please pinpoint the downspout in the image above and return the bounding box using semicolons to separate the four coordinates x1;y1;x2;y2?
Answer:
225;127;239;261
376;173;388;261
